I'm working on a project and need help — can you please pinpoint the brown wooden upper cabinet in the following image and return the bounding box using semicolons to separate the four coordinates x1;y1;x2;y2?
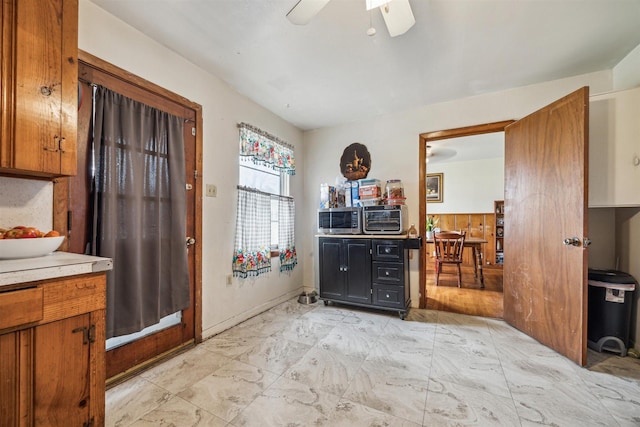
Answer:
0;0;78;177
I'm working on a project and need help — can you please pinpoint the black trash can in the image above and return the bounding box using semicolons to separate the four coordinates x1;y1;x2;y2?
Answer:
588;269;637;357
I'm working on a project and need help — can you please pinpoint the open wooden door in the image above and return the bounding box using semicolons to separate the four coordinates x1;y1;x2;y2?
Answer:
504;87;589;366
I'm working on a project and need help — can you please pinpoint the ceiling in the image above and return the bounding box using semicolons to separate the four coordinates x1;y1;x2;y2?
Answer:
428;132;504;164
88;0;640;131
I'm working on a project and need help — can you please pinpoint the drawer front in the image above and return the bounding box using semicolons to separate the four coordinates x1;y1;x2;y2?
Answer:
372;240;404;261
372;262;404;284
0;287;43;331
372;285;404;309
41;273;107;324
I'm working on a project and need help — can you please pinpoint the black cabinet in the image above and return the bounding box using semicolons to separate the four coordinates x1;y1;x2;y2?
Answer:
319;237;411;319
319;238;371;305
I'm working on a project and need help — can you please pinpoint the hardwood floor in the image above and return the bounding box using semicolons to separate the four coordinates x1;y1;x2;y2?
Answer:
426;265;503;318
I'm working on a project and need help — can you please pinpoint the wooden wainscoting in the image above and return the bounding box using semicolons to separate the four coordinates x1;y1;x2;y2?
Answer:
425;212;498;268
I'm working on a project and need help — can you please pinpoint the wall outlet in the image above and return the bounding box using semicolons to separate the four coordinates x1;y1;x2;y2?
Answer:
206;184;217;198
226;274;232;285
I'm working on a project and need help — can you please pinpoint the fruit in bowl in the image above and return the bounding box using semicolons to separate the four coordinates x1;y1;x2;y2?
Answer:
0;226;64;259
0;226;60;239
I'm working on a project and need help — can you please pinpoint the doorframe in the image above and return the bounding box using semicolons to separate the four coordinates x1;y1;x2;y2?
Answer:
52;49;203;357
417;120;514;308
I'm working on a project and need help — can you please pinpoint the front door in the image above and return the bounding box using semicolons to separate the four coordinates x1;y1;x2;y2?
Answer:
70;57;200;379
504;87;589;365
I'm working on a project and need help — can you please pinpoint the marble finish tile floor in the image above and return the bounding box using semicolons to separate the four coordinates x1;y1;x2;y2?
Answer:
106;299;640;426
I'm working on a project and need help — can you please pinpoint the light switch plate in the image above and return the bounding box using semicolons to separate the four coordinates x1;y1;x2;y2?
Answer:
206;184;217;197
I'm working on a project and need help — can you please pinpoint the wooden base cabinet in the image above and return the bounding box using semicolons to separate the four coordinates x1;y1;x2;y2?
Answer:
0;273;106;427
319;237;410;319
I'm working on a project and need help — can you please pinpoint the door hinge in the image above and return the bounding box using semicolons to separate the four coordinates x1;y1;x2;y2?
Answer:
72;325;96;344
370;289;373;295
88;324;96;343
194;170;199;179
191;127;196;136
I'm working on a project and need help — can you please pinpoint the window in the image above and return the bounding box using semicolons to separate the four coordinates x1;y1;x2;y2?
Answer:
233;123;297;278
239;159;289;249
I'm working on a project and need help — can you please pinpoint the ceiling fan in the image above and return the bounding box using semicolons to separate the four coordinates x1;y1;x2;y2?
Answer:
426;145;457;163
286;0;416;37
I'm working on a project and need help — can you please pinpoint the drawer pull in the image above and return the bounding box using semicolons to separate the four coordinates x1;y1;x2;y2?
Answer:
385;270;390;276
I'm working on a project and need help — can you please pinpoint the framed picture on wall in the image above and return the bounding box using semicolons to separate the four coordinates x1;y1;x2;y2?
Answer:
426;173;443;203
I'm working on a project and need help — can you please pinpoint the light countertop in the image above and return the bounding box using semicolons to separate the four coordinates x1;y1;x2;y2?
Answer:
0;252;113;287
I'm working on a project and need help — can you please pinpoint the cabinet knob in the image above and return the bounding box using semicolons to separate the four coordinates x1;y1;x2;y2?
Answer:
385;270;389;276
385;294;390;298
384;247;391;254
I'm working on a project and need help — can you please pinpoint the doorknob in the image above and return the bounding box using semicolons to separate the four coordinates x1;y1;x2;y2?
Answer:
186;237;196;247
563;237;591;247
563;237;581;247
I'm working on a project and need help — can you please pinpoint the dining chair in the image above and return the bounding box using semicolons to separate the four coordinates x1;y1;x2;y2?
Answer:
433;230;466;287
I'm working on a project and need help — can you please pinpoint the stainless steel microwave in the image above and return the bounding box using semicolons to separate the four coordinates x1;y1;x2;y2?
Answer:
363;205;408;235
317;207;362;234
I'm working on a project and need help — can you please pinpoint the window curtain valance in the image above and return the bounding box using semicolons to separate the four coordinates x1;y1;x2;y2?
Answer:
238;122;295;175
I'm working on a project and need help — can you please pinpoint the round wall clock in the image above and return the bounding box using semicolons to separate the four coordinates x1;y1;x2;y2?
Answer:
340;143;371;181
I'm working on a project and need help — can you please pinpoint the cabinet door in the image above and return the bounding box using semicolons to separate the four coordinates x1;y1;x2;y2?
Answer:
344;239;371;304
319;239;345;299
1;0;78;176
0;329;34;427
34;314;91;426
589;87;640;206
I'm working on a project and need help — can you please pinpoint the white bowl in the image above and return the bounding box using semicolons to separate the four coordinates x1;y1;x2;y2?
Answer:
0;236;65;259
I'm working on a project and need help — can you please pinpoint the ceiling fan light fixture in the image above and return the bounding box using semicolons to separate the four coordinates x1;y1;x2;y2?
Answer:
286;0;331;25
380;0;415;37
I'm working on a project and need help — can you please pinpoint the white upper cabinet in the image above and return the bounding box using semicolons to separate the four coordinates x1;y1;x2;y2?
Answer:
589;87;640;207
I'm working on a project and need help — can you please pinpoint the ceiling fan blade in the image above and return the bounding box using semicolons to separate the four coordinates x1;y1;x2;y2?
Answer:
381;0;415;37
286;0;331;25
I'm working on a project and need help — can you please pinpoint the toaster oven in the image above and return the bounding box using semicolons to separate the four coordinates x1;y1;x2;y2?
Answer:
362;205;408;235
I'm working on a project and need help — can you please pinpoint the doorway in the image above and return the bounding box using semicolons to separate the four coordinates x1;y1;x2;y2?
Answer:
418;121;513;317
53;51;203;381
418;88;590;366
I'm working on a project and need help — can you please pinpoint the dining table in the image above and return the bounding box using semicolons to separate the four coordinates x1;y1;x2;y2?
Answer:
426;237;487;288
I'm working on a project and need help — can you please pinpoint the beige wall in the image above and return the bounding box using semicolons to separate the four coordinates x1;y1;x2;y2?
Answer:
587;208;617;270
302;72;614;307
77;0;306;338
615;208;640;347
426;157;504;214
